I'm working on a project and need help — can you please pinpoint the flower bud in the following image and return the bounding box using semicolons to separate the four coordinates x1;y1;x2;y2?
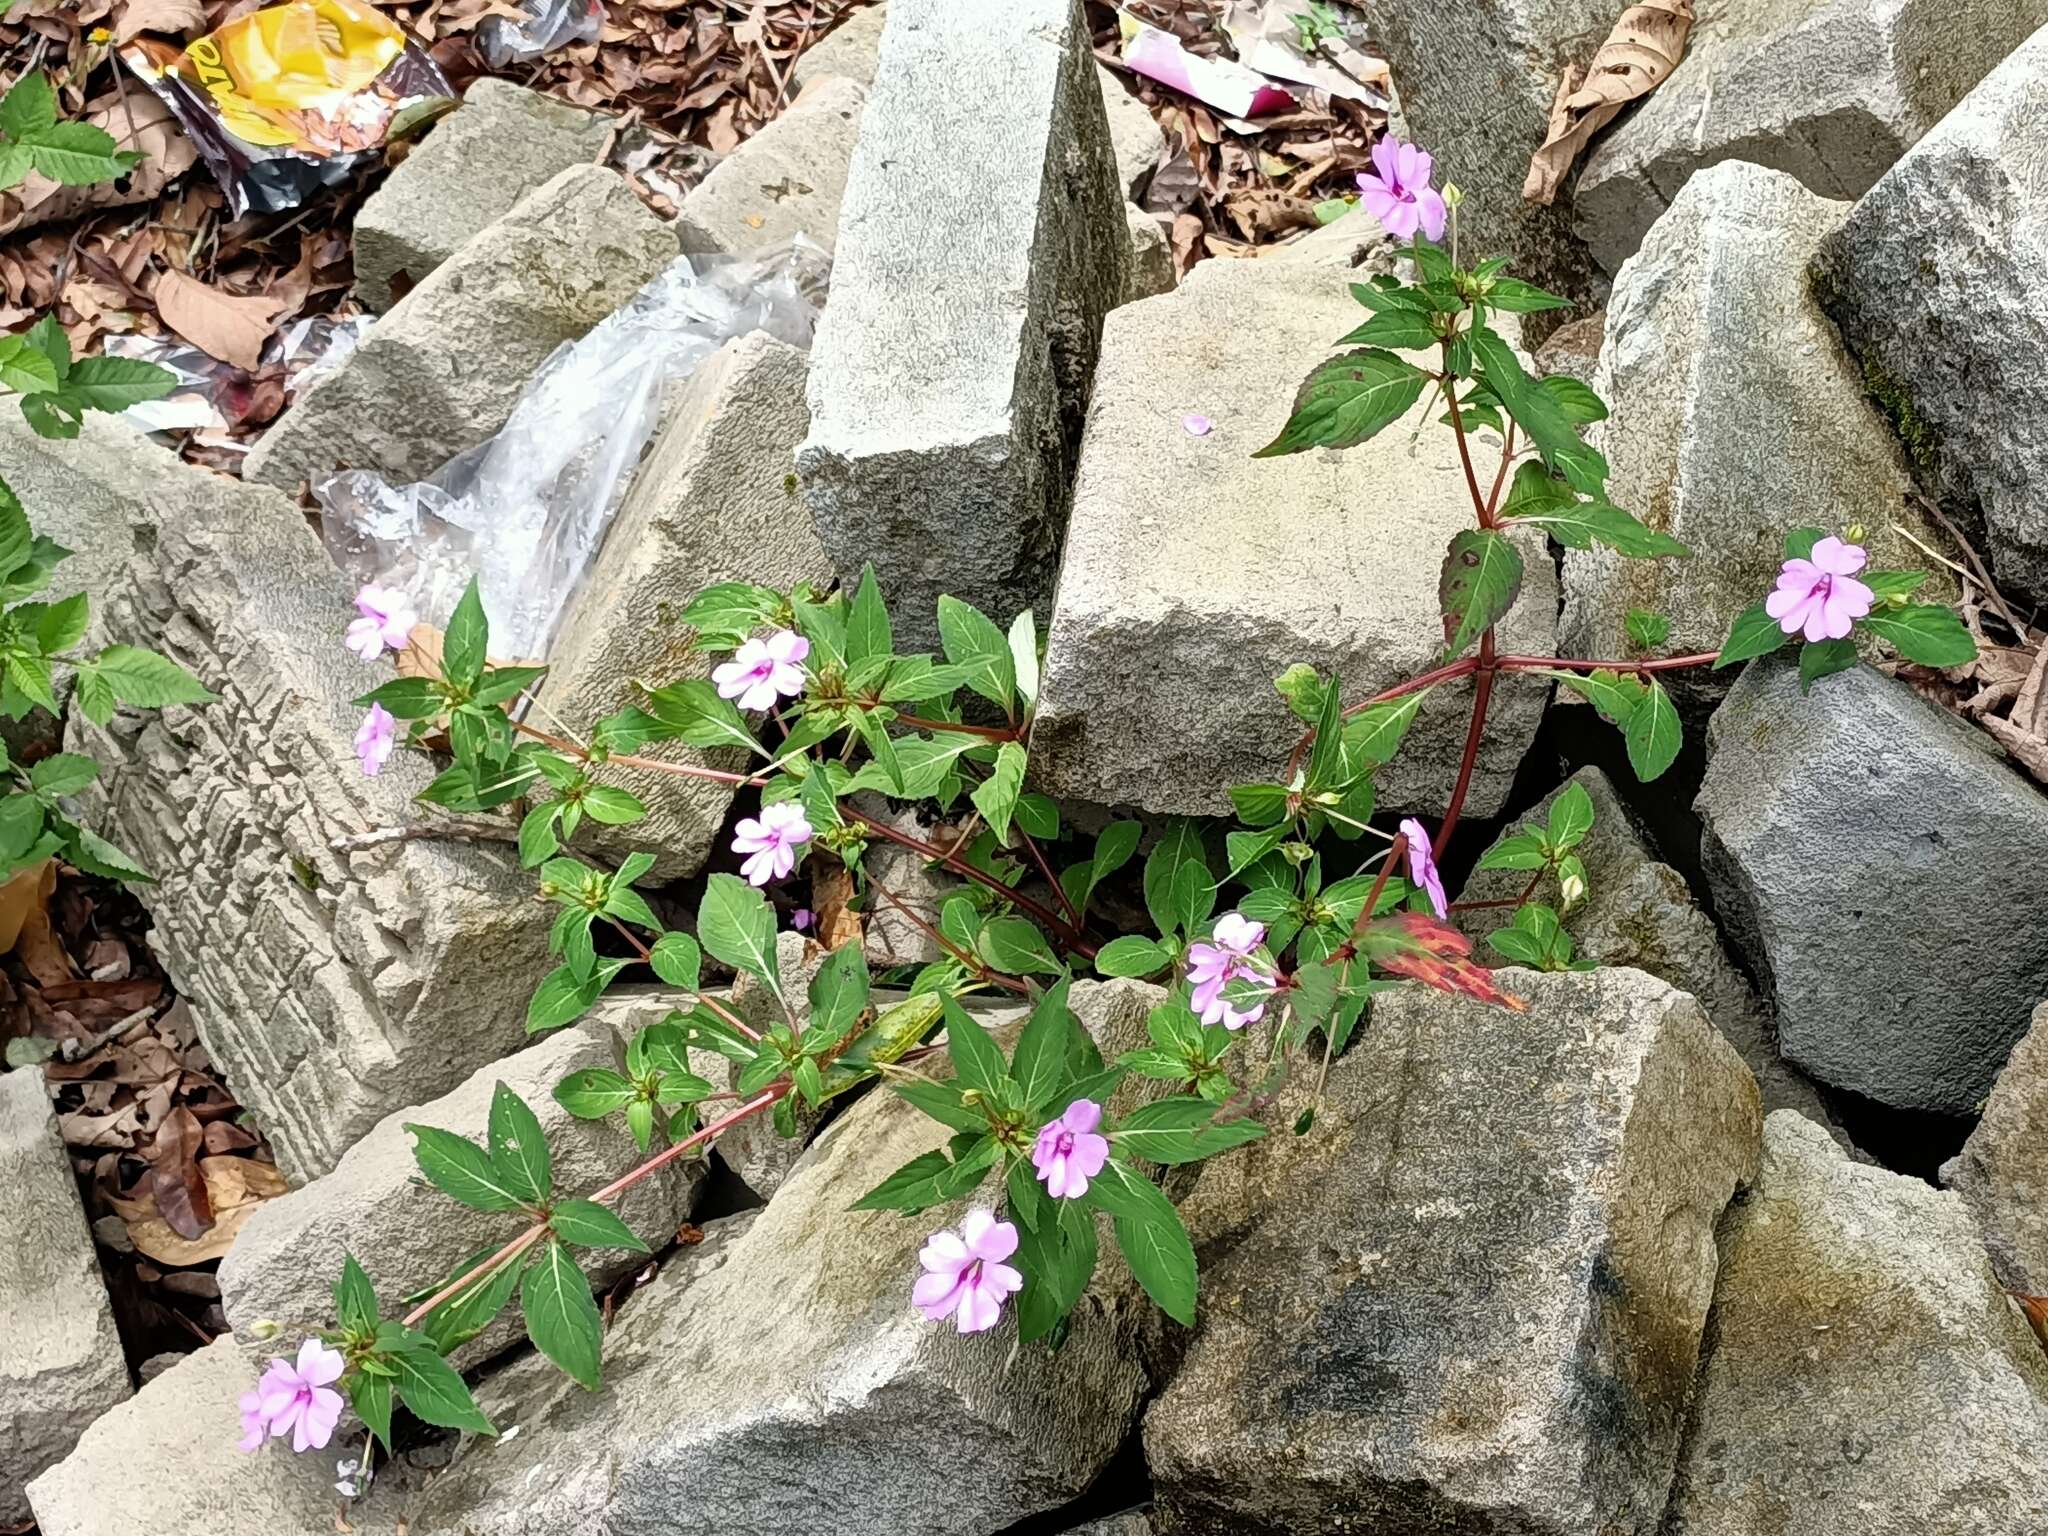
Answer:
1560;872;1587;909
1845;522;1867;544
246;1318;283;1341
1443;181;1465;209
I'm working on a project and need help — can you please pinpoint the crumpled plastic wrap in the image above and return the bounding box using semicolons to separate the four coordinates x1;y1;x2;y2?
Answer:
478;0;606;67
315;238;830;660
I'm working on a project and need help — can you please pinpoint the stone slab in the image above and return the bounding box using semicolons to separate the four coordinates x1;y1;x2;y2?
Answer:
1946;1000;2048;1293
792;0;888;89
677;76;866;256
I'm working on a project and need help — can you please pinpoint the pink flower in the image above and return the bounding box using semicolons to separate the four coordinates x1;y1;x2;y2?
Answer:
1182;412;1213;437
1185;911;1272;1031
236;1388;268;1453
1764;537;1874;643
712;630;810;712
733;801;812;886
344;584;417;662
253;1340;346;1453
1032;1098;1110;1199
1356;138;1447;243
354;704;396;777
791;907;815;932
913;1209;1024;1334
1399;817;1447;919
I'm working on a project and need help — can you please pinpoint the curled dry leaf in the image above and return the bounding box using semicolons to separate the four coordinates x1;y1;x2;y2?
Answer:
123;1155;288;1267
1523;0;1695;205
113;0;209;44
153;268;287;372
146;1104;212;1240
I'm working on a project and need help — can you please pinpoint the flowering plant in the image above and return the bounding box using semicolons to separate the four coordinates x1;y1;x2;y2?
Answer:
263;144;1977;1463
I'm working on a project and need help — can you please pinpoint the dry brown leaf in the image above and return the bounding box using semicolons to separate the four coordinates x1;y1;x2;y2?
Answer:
1523;0;1694;205
153;269;285;371
114;0;209;42
147;1104;213;1239
0;93;198;238
125;1155;288;1266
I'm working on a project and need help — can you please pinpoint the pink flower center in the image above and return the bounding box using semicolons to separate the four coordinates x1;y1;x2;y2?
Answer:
1050;1130;1074;1158
1805;574;1833;603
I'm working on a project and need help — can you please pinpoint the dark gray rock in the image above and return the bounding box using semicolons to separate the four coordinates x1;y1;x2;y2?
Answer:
1946;999;2048;1292
1696;660;2048;1116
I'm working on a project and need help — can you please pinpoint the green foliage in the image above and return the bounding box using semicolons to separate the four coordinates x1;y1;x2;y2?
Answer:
1254;348;1428;457
1438;529;1523;660
0;74;141;191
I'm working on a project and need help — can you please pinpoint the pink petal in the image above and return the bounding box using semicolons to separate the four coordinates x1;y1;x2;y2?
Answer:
1358;183;1400;224
1407;146;1434;187
1371;136;1399;185
914;1270;966;1315
967;1215;1019;1264
1801;599;1839;643
1415;187;1447;243
956;1284;1001;1334
1810;536;1867;577
1394;141;1420;188
1764;587;1804;621
766;630;810;665
1380;200;1421;240
1775;558;1821;591
1834;574;1874;619
1060;1099;1103;1135
983;1261;1024;1298
1071;1133;1109;1179
1044;1155;1073;1198
1181;412;1213;437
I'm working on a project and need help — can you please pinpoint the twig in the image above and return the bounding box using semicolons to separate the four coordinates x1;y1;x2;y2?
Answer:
59;1004;158;1064
1905;492;2030;639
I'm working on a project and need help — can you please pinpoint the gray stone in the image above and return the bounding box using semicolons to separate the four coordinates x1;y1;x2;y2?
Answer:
792;0;888;89
1697;659;2048;1116
538;333;829;878
677;76;866;257
798;0;1128;648
1034;259;1555;819
1099;64;1162;199
407;1005;1149;1536
1145;968;1761;1535
849;794;960;969
1576;0;2048;274
1365;0;1610;316
1663;1111;2048;1536
1560;161;1950;693
67;434;550;1181
1066;1515;1155;1536
1125;202;1174;303
353;79;613;312
217;1023;701;1370
0;1069;130;1525
719;930;831;1200
1532;309;1602;385
1812;25;2048;608
246;166;676;492
1458;767;1852;1150
1945;1000;2048;1292
1255;208;1395;273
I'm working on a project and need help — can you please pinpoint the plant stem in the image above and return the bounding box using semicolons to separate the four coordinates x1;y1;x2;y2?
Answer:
1434;631;1496;856
1496;652;1719;674
1441;346;1493;529
890;714;1018;741
1014;825;1084;930
868;877;1031;996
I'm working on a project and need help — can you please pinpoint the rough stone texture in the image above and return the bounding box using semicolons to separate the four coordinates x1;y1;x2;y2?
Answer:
798;0;1128;649
676;75;866;256
1067;1515;1156;1536
1697;659;2048;1116
1256;210;1395;272
0;1070;130;1524
1458;767;1850;1150
1125;203;1174;302
1533;310;1602;385
538;333;829;877
1663;1111;2048;1535
1812;25;2048;608
1365;0;1610;317
1576;0;2048;275
246;166;676;491
1945;1000;2048;1293
1559;161;1949;696
849;794;958;969
719;931;831;1200
26;1336;398;1536
218;1024;702;1370
1034;259;1555;819
1146;968;1761;1536
353;79;613;311
68;440;550;1181
407;1005;1151;1536
792;0;888;89
1099;63;1162;199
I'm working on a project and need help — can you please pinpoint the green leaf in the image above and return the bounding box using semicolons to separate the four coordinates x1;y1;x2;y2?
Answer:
0;72;57;140
1113;1096;1266;1164
0;143;29;191
72;668;114;728
58;826;149;884
442;579;488;690
1784;527;1824;560
644;678;758;752
1271;663;1326;723
348;1370;394;1452
790;597;846;673
550;1198;651;1253
1485;277;1572;314
1101;1186;1197;1324
1304;668;1349;793
1861;570;1928;603
29;752;95;798
1008;610;1040;709
850;1149;958;1212
1095;934;1172;978
420;1251;523;1356
1015;1193;1099;1343
524;959;625;1033
1014;792;1058;840
1011;978;1074;1111
1536;373;1607;423
887;1077;987;1134
1476;829;1549;873
936;596;1016;713
24;122;139;187
517;803;561;868
1714;603;1792;670
1254;348;1428;457
391;1340;497;1434
3;654;54;716
1507;498;1689;558
649;931;702;990
61;356;176;412
1060;819;1141;919
405;1124;529;1212
521;1238;604;1389
1798;637;1860;691
1549;667;1646;727
680;582;782;645
1333;308;1437;350
1469;327;1608;495
1144;819;1209;937
31;592;88;657
1342;689;1426;768
581;785;646;825
979;915;1062;976
1226;824;1291;877
1547;780;1594;851
89;645;213;708
1229;782;1292;828
1624;608;1670;651
487;1084;552;1206
1861;604;1977;667
335;1254;381;1335
0;341;60;397
698;873;782;1000
1624;678;1681;782
806;940;871;1050
1438;529;1524;660
942;998;1010;1098
553;1067;637;1119
845;564;892;667
969;740;1027;843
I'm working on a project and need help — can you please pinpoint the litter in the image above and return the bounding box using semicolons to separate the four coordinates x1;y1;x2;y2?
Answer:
477;0;607;68
1119;13;1297;123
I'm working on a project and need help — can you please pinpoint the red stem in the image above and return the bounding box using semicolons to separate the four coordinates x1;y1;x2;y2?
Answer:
869;877;1031;996
1434;632;1496;856
1496;652;1719;675
1014;825;1084;930
890;713;1018;741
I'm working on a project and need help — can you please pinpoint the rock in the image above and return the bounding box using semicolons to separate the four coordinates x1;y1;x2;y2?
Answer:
676;76;866;256
1576;0;2048;275
1067;1515;1155;1536
0;1069;130;1525
408;1004;1150;1536
798;0;1128;648
1812;25;2048;608
1533;310;1602;385
352;79;613;312
1125;202;1174;302
1945;1000;2048;1293
718;931;831;1199
25;1336;397;1536
538;333;829;877
1458;768;1851;1150
792;0;888;89
1559;161;1950;690
1099;64;1161;199
1146;968;1761;1535
849;795;960;969
245;166;676;492
1697;659;2048;1116
1365;0;1609;316
218;1023;702;1370
1255;209;1394;272
1663;1111;2048;1535
1033;259;1555;819
67;436;550;1181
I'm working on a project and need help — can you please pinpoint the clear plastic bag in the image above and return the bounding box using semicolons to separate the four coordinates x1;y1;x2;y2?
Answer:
477;0;605;68
315;238;830;659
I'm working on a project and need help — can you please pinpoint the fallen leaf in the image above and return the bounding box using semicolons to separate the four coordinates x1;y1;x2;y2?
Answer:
1523;0;1695;205
114;0;209;42
153;269;286;371
124;1156;288;1266
146;1105;213;1239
